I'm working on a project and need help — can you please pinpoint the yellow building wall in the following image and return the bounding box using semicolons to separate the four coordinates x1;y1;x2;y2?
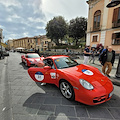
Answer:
88;0;104;31
87;0;120;53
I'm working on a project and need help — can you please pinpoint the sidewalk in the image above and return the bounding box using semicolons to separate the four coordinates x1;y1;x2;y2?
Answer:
75;56;120;86
0;58;5;81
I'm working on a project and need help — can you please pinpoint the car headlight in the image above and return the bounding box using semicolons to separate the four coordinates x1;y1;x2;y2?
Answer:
28;60;33;63
79;79;94;90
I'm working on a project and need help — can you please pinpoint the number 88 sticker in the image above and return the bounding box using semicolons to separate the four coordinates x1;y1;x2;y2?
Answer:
35;72;44;81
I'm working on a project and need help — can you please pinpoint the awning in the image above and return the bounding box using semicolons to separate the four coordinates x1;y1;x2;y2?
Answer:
0;42;7;48
15;47;25;50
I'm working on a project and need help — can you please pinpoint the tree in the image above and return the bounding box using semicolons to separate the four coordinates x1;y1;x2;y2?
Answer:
46;16;68;45
68;17;87;45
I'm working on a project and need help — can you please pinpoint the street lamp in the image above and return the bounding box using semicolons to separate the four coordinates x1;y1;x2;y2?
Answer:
106;0;120;78
106;0;120;8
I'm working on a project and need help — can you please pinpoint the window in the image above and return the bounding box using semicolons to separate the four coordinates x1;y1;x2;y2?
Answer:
43;58;55;69
93;10;101;31
112;32;120;45
92;35;98;42
112;7;120;27
45;41;48;44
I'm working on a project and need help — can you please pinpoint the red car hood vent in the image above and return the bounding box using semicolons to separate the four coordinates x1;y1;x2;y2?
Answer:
61;64;108;86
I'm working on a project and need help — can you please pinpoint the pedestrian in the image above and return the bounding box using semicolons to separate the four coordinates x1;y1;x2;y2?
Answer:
83;45;91;64
99;46;115;77
66;48;69;52
37;48;39;54
89;47;96;64
97;46;103;56
101;46;108;53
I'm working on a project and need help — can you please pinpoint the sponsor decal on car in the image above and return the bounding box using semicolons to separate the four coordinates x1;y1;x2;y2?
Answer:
50;73;56;79
82;69;93;75
35;72;44;81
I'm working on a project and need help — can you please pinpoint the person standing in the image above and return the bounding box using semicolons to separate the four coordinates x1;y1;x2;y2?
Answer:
99;46;115;77
83;45;91;64
89;47;96;64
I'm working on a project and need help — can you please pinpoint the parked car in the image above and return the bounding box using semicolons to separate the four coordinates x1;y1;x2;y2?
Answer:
21;53;44;67
28;55;113;105
3;51;9;56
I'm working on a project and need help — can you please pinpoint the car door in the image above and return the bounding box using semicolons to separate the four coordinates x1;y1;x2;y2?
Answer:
28;58;57;84
42;58;57;84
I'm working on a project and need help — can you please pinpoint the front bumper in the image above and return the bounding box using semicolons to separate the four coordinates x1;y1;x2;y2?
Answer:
74;81;113;105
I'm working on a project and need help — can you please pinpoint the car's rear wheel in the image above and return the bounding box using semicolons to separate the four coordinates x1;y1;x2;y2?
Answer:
21;58;24;63
25;60;28;67
60;81;75;100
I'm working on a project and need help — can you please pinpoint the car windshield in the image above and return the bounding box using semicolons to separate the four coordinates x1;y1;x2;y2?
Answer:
27;54;40;58
54;57;79;69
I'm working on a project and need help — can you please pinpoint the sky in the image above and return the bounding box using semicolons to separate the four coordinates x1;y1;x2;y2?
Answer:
0;0;88;42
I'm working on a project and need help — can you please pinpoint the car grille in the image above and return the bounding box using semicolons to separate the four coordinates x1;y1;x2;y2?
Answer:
93;95;106;103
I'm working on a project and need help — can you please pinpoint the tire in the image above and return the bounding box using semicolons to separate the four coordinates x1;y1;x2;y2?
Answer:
25;60;28;67
60;80;75;100
21;58;24;63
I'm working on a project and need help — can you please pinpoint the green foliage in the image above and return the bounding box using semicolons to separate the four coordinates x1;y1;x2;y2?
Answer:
68;17;87;45
46;16;68;45
52;44;84;49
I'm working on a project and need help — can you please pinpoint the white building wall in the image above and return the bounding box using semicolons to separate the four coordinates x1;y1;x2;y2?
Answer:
86;33;91;45
100;31;106;45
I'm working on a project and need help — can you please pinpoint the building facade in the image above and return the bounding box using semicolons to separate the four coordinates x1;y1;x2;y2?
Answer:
7;35;53;51
13;37;36;50
86;0;120;53
35;35;52;51
6;40;14;50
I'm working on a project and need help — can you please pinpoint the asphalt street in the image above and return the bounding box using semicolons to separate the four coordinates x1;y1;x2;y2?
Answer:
0;52;120;120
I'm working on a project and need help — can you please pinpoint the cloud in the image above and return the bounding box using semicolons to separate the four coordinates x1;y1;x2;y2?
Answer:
41;0;88;21
0;0;88;42
0;0;46;42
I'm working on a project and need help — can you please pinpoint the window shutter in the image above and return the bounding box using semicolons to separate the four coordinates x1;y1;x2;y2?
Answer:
112;8;119;23
112;33;116;39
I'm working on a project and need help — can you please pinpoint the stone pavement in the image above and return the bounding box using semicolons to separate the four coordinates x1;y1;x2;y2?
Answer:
75;56;120;86
0;53;120;120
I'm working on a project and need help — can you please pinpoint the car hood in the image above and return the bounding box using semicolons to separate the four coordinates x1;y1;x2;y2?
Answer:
27;58;41;62
60;64;109;87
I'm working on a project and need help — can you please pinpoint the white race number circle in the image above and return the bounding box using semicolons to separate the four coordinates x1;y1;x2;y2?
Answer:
82;69;93;75
35;72;44;81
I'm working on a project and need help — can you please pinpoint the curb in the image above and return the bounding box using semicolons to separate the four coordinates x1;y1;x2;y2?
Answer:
110;77;120;86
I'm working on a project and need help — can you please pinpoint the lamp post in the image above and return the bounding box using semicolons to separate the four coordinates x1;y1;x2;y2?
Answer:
106;0;120;78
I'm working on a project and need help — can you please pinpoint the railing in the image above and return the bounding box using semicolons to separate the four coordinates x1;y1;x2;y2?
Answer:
112;22;120;28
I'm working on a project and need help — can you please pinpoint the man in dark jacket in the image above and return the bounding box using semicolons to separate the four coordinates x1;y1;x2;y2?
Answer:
99;46;115;77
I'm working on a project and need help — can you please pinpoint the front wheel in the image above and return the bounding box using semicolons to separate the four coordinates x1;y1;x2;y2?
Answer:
60;81;75;100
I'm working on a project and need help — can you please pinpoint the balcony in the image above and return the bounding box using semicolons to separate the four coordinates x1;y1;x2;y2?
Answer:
112;22;120;28
93;26;101;32
89;26;101;33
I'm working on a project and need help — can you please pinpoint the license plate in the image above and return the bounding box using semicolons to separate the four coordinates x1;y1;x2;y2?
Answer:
109;91;113;98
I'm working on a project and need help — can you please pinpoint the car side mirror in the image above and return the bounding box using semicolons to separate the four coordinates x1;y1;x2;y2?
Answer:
44;66;51;69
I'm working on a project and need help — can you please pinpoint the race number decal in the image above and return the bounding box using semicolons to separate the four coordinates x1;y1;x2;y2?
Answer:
35;72;44;81
82;69;93;75
50;73;56;79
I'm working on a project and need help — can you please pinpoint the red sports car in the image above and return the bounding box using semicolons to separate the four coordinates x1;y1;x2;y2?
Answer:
21;53;44;67
28;55;113;105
